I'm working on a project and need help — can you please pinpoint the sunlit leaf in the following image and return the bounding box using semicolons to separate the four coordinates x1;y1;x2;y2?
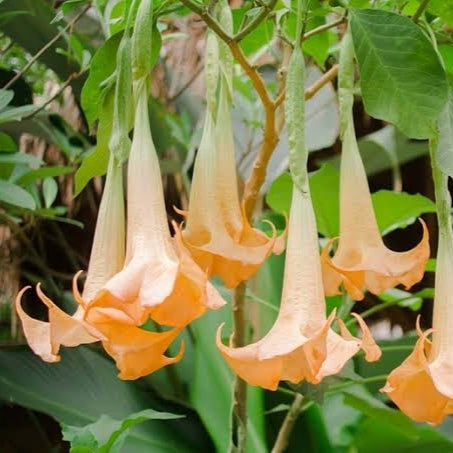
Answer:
350;9;448;139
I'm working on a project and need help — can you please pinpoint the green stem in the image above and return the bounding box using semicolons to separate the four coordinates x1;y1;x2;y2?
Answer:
344;295;419;327
271;394;304;453
235;0;278;42
277;374;388;399
430;137;451;234
327;374;388;393
379;345;415;353
412;0;430;22
229;282;248;453
294;0;304;48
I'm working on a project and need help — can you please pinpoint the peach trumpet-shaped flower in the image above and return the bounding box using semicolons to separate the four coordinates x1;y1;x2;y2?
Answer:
381;223;453;424
176;81;284;289
16;156;124;363
217;186;381;391
321;121;429;300
90;80;226;331
16;155;185;380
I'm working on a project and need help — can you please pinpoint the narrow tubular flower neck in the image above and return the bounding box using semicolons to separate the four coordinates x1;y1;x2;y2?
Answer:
382;150;453;424
217;187;380;390
321;31;429;301
178;44;284;288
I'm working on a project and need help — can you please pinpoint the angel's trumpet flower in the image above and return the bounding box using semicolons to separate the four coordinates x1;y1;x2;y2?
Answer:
16;154;187;379
382;164;453;425
15;157;124;363
217;187;381;390
177;81;284;289
321;121;429;300
88;80;225;336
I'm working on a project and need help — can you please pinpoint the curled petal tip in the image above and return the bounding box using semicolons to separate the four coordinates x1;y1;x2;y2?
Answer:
173;205;188;217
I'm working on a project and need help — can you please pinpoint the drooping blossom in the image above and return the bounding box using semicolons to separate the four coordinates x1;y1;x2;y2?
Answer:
176;35;284;289
15;156;121;362
321;121;429;300
217;186;381;390
16;81;225;380
381;168;453;424
88;80;225;334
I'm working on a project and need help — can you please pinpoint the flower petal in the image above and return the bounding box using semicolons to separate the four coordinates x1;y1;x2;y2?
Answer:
96;321;185;380
322;120;429;300
381;329;453;425
322;220;429;300
16;285;100;363
216;314;332;390
181;87;284;288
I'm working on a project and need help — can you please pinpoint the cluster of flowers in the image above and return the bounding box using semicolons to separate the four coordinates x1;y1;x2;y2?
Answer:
16;27;451;427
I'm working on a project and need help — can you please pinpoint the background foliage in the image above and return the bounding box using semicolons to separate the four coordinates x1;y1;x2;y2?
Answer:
0;0;452;451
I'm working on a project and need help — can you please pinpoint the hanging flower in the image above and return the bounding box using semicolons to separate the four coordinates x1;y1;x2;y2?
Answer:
87;80;225;332
217;187;381;391
321;122;429;301
15;157;123;361
176;79;284;289
16;81;225;380
381;167;453;424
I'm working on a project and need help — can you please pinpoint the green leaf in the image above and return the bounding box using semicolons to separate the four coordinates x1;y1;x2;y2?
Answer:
0;131;16;151
266;165;340;237
428;0;453;26
0;347;209;453
439;44;453;79
232;10;274;56
0;179;35;209
0;104;35;124
75;89;114;195
15;166;73;185
0;152;41;165
350;9;448;139
42;177;58;208
81;33;122;128
372;190;436;235
302;16;331;68
62;409;183;453
343;388;420;439
267;166;436;237
318;125;429;177
0;89;14;110
377;288;423;311
437;89;453;178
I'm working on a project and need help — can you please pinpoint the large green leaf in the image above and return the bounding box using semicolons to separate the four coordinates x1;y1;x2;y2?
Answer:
190;308;267;453
0;179;35;209
75;89;114;195
350;9;448;139
81;33;122;129
62;409;183;453
372;190;436;235
266;165;435;237
0;347;211;453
